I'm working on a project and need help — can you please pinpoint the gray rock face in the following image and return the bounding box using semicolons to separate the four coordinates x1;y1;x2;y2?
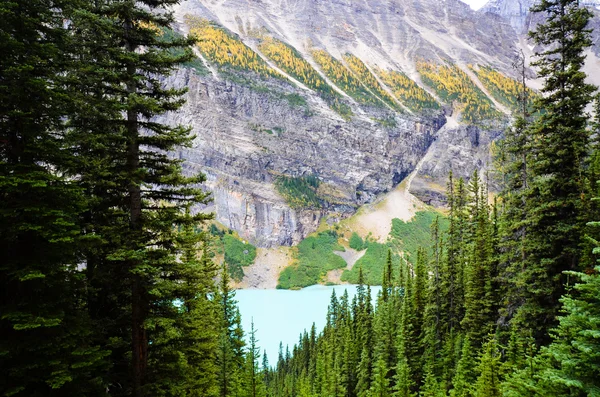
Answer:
480;0;536;34
410;122;504;206
161;67;442;247
163;0;581;247
176;0;520;72
481;0;600;55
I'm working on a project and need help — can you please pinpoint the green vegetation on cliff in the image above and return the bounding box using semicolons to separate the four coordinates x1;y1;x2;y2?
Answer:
376;68;440;113
342;210;447;285
275;175;324;209
209;225;257;282
342;53;403;111
258;38;354;119
469;64;536;112
259;37;333;95
267;4;600;395
312;49;383;107
186;16;280;79
417;61;502;123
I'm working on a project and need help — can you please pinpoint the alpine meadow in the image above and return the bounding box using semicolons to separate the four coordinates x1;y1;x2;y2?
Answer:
1;0;600;396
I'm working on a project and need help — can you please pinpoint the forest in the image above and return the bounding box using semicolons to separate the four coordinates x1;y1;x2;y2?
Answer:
1;0;599;397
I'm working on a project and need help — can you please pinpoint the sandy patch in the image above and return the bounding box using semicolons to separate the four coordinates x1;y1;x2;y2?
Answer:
333;248;366;270
325;248;366;284
342;168;426;242
235;247;294;289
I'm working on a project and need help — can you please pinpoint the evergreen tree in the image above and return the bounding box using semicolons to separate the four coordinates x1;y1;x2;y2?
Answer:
462;172;493;347
64;1;212;395
393;296;415;397
244;320;267;397
532;224;600;396
356;285;375;397
175;224;220;397
369;357;391;397
450;336;477;397
422;217;444;376
218;264;246;397
410;247;427;387
419;370;446;397
0;1;108;394
473;337;501;397
444;174;467;335
515;0;597;344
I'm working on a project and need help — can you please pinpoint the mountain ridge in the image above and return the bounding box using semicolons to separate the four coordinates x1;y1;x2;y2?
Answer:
163;0;598;251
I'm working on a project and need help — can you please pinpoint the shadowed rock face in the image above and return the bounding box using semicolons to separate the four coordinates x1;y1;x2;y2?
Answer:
161;0;596;247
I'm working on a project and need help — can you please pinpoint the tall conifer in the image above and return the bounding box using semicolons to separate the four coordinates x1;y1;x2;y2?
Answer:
517;0;597;344
0;1;107;394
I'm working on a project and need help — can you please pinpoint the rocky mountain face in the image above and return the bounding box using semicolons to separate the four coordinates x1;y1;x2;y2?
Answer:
161;67;443;246
481;0;600;56
161;0;595;247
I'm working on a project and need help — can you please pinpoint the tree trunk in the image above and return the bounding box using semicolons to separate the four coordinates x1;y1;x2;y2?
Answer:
124;16;147;397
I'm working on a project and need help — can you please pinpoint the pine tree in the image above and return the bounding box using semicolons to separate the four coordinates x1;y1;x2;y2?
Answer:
393;295;415;397
462;172;493;347
450;336;477;397
411;247;427;387
419;370;446;397
422;217;444;376
65;1;212;395
0;1;107;394
356;285;375;397
442;174;467;348
176;224;220;397
382;250;394;303
218;264;246;397
369;356;391;397
244;320;267;397
473;337;501;397
531;221;600;396
516;0;597;344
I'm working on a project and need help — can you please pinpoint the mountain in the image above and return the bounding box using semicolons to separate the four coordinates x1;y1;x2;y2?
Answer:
480;0;600;56
163;0;596;249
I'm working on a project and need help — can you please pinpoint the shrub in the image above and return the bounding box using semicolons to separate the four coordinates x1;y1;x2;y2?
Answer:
275;175;324;209
349;232;366;251
222;234;257;282
277;230;346;289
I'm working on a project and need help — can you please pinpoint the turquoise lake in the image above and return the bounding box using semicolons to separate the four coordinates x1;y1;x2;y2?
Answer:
236;285;382;364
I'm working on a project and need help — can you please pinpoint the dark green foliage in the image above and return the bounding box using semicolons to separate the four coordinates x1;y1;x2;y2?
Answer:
266;2;600;394
161;28;209;75
146;217;220;397
64;1;215;395
242;321;267;397
223;234;257;282
450;336;477;397
342;211;446;286
4;0;600;394
342;241;398;285
278;231;346;289
509;232;600;396
350;232;367;251
473;337;502;397
0;1;108;394
275;175;324;209
217;265;246;397
390;211;449;263
509;0;597;345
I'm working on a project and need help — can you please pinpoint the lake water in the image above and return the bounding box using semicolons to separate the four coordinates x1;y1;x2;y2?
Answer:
236;285;382;363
